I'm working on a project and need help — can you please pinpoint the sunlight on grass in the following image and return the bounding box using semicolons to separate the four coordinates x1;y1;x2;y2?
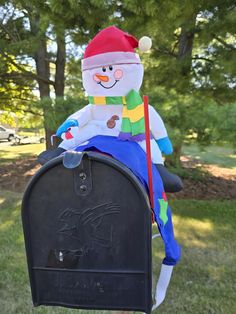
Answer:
182;144;236;169
0;196;5;205
0;220;14;231
0;143;45;164
173;216;214;248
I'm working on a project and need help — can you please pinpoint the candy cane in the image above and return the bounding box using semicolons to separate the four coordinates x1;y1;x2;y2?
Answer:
143;95;155;221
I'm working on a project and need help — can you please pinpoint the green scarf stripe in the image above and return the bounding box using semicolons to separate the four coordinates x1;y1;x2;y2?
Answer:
125;91;143;109
121;117;145;135
88;96;95;104
106;96;123;104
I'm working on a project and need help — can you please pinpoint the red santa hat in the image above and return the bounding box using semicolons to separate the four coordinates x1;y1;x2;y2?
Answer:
82;26;152;71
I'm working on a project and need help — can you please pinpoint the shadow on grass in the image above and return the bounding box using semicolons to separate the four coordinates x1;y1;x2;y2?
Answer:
0;143;44;165
183;144;236;169
0;153;36;165
1;192;236;313
169;165;209;181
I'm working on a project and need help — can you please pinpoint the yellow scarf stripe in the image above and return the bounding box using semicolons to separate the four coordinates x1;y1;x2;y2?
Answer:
93;96;106;105
122;96;126;104
122;104;144;123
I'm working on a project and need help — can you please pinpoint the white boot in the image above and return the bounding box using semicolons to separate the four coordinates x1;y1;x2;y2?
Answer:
152;264;173;311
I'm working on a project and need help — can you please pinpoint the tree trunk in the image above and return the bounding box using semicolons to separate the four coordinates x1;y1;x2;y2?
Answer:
55;31;66;97
165;142;183;168
34;40;53;149
53;30;66;147
170;14;196;167
30;13;54;149
178;23;195;77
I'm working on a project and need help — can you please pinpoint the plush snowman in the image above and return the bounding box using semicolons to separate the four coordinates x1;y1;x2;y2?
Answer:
56;26;173;167
40;26;181;309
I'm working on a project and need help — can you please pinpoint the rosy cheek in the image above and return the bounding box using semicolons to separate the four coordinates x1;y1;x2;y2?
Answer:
114;69;123;80
93;74;100;82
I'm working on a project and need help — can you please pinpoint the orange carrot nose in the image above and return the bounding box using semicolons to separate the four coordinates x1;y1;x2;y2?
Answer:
95;74;109;82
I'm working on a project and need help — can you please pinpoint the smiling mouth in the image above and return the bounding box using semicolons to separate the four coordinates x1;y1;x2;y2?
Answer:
98;80;119;89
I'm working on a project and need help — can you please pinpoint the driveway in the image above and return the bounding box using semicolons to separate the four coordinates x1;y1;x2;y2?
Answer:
0;141;12;147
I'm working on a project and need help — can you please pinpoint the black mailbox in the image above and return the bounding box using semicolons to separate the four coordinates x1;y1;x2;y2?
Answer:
22;151;152;313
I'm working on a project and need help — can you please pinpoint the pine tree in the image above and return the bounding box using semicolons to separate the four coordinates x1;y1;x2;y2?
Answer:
118;0;236;165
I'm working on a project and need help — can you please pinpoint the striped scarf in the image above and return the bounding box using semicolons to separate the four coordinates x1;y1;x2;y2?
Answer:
88;90;145;142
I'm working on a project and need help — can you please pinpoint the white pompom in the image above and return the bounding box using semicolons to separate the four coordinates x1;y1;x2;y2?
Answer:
139;36;152;52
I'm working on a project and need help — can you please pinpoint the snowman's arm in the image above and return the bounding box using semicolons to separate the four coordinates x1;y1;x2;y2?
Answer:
66;104;92;127
149;105;168;140
149;105;173;155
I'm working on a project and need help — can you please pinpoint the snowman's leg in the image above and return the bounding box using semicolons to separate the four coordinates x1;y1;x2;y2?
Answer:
152;264;173;310
138;139;163;164
38;147;66;165
138;140;183;192
155;164;183;193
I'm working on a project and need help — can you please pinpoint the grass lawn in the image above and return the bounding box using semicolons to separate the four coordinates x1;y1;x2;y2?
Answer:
182;144;236;170
0;143;45;164
0;190;236;314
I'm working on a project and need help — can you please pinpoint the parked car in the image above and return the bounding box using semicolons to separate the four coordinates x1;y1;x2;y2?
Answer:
0;125;16;141
13;135;45;145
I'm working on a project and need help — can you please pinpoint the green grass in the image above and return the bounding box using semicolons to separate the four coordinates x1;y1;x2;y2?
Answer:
182;144;236;169
0;143;45;164
0;191;236;313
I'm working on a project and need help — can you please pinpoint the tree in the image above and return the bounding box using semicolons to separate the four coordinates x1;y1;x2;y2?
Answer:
1;0;235;161
118;0;236;166
0;0;118;148
0;52;42;120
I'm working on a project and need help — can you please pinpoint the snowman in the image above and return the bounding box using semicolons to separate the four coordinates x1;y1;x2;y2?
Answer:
53;26;182;193
38;26;182;309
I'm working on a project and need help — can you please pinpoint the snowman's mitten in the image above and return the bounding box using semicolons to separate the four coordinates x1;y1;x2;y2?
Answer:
156;136;173;155
56;119;79;137
38;147;66;165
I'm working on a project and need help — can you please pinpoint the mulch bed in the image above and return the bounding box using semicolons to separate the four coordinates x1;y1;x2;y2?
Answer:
0;158;41;193
0;157;235;200
170;175;236;200
172;157;236;200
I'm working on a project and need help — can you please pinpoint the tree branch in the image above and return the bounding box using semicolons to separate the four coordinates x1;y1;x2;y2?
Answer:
154;47;177;58
0;22;18;42
213;35;236;51
0;96;36;103
2;52;55;86
0;100;43;116
192;56;214;63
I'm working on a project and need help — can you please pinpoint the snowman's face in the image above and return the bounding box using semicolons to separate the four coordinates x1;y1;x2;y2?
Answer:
82;63;144;96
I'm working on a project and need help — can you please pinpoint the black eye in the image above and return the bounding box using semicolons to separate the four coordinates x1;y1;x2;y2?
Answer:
109;65;113;71
102;67;106;72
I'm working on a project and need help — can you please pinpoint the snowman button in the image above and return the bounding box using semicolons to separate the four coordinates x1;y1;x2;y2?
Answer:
107;115;120;129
